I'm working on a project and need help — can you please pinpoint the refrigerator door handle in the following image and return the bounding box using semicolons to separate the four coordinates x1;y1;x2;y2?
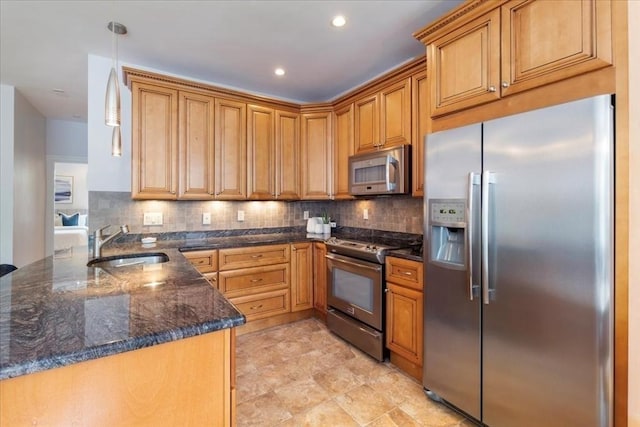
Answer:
467;172;479;300
482;171;495;304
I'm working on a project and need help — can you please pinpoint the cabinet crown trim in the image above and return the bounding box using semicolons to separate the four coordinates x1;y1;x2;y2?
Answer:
413;0;507;43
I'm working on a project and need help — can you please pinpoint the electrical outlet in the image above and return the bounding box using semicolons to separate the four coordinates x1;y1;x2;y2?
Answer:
237;210;245;221
363;209;369;220
202;212;211;225
330;222;337;228
143;212;163;226
303;211;309;220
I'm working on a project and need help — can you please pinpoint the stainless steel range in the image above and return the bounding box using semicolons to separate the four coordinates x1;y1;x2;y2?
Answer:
324;237;406;361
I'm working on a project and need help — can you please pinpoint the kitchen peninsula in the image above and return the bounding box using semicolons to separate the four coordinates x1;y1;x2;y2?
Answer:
0;242;245;426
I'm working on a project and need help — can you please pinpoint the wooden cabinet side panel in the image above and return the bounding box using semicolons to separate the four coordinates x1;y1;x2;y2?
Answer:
247;104;276;199
354;94;379;152
131;82;178;199
429;8;502;117
501;0;613;97
386;283;423;365
412;71;428;197
178;91;215;199
291;243;313;312
313;242;328;313
380;78;412;147
333;103;355;199
275;111;301;200
214;98;247;199
301;112;332;199
0;331;232;427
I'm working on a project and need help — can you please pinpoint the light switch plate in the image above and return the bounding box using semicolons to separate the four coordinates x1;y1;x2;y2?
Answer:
202;212;211;225
143;212;163;226
237;210;245;221
363;209;369;220
303;211;309;220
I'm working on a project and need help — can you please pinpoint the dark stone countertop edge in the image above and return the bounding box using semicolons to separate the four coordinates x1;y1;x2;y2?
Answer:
387;248;423;263
1;313;246;380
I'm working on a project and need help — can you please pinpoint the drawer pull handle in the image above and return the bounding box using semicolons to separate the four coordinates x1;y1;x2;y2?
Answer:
402;271;413;276
197;260;206;264
250;304;263;310
251;254;263;259
250;278;263;283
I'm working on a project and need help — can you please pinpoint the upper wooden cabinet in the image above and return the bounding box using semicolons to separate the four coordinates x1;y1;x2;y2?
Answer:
247;104;275;199
215;98;247;199
332;103;354;200
416;0;613;117
411;71;428;197
301;110;333;200
131;82;179;199
354;78;412;152
178;91;215;199
275;110;301;200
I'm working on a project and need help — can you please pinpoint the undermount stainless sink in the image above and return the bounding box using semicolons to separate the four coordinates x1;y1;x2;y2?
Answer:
87;253;169;268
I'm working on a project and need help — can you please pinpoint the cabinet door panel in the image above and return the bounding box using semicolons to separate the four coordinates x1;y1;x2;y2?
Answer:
313;243;327;313
214;98;247;199
429;8;501;117
380;78;411;147
501;0;612;96
300;112;332;199
275;111;300;200
178;91;215;199
247;105;275;199
333;103;354;199
386;283;423;365
354;94;379;152
412;71;428;197
131;82;178;199
291;243;313;312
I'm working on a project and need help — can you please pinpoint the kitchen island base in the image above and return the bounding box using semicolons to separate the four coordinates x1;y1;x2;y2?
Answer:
0;329;235;427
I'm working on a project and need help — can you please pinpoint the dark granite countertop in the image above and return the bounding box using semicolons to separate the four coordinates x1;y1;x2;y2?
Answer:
0;246;245;380
388;247;423;263
0;227;421;380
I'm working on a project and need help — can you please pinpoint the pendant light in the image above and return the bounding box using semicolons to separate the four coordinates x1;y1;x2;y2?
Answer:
111;126;122;157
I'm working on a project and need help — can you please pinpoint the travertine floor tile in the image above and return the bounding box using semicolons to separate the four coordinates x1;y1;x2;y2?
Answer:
236;318;469;427
335;384;396;425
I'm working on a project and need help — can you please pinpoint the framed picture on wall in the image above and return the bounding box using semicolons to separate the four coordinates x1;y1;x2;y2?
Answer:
54;175;73;204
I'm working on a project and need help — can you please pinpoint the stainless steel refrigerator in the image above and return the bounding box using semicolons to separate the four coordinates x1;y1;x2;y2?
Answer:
423;95;613;427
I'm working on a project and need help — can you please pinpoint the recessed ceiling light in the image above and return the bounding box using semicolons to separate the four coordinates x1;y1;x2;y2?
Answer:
331;15;346;27
274;68;285;76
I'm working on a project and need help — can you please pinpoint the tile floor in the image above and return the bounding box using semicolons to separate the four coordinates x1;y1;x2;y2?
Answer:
236;318;475;427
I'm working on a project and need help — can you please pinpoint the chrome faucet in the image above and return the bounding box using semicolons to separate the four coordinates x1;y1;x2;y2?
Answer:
93;225;129;257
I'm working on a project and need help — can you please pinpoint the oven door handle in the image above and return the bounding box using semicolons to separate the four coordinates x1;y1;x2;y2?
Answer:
326;253;382;272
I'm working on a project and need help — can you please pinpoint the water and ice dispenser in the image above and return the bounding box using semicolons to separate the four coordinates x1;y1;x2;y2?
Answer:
429;199;467;269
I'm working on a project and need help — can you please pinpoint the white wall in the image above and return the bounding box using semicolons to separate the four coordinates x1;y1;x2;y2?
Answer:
46;119;88;158
627;1;639;426
12;89;46;267
0;85;15;264
87;54;131;192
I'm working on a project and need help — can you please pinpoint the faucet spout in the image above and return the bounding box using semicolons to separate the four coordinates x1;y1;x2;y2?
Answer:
93;224;129;258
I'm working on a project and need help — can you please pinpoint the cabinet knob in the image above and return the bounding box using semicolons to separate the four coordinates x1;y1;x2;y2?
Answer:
501;81;509;88
384;288;389;293
292;247;297;251
488;86;496;93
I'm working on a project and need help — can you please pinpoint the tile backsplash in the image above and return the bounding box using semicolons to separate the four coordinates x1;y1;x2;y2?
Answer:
88;192;424;235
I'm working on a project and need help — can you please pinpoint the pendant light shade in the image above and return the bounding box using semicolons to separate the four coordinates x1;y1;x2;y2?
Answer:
105;67;120;126
111;126;122;157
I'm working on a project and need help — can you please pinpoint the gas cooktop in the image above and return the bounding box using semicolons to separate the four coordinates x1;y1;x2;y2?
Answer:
324;237;406;264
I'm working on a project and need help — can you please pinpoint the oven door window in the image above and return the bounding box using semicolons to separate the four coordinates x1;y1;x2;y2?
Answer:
332;268;374;312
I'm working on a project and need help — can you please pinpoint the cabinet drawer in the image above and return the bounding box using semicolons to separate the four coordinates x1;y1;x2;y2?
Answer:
219;264;289;297
386;257;423;291
218;244;290;270
182;249;218;273
229;289;290;321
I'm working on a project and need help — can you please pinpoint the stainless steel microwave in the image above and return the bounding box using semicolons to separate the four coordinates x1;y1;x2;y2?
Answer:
348;145;410;195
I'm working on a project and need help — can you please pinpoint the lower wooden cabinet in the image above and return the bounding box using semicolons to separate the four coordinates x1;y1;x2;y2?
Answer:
385;256;424;379
313;242;327;314
291;242;313;311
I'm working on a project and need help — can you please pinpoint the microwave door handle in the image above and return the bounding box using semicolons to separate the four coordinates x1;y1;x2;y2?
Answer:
386;156;398;191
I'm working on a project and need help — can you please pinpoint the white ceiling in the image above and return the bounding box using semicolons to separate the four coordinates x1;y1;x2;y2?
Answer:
0;0;463;122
